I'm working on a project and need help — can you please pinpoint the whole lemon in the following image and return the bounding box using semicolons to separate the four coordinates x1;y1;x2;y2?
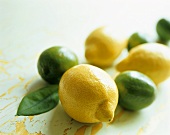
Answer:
59;64;118;123
37;46;78;84
85;26;127;68
116;43;170;84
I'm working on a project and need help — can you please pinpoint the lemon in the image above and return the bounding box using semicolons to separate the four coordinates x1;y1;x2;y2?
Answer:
37;46;78;84
59;64;118;123
85;26;127;68
116;43;170;84
115;71;156;111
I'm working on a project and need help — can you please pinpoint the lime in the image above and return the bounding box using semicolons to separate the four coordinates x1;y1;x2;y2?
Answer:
127;32;148;51
37;46;78;84
115;71;156;111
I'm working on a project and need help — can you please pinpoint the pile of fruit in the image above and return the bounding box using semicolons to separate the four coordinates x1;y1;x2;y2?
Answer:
17;18;170;124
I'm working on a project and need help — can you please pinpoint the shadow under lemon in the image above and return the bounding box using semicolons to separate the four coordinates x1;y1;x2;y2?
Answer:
110;105;143;130
48;103;84;135
48;103;106;135
47;103;143;135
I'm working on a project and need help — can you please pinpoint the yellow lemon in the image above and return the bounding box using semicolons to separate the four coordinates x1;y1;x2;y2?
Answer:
59;64;118;123
116;43;170;84
85;26;127;68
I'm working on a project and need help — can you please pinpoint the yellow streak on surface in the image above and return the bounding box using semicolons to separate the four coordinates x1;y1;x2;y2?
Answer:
0;60;9;64
7;84;20;94
15;118;28;135
0;100;17;111
0;93;6;98
90;123;103;135
0;66;9;75
0;118;43;135
137;127;144;135
18;76;25;81
74;125;89;135
24;76;37;90
7;76;25;94
0;132;13;135
0;117;18;128
28;116;34;121
16;118;43;135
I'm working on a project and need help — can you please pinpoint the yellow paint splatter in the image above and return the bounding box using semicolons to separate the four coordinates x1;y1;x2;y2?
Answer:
7;84;20;94
15;118;43;135
90;123;103;135
15;118;29;135
0;132;13;135
0;60;9;64
28;116;34;121
0;66;9;75
0;117;18;128
0;118;43;135
74;125;89;135
18;76;25;81
24;76;37;90
0;100;17;111
137;127;144;135
0;93;6;98
7;76;25;94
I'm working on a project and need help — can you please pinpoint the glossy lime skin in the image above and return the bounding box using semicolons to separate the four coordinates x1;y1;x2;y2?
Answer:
38;46;78;84
115;71;156;111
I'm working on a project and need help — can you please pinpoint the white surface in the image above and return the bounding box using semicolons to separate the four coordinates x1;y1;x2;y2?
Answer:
1;0;170;135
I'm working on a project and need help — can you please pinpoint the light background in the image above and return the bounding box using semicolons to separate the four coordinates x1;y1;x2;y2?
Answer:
1;0;170;135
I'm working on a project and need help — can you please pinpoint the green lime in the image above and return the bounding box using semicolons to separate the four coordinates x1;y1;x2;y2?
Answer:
37;46;78;84
115;71;156;111
127;33;148;51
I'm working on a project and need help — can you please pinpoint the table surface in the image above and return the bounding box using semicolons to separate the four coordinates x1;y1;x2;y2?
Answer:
1;0;170;135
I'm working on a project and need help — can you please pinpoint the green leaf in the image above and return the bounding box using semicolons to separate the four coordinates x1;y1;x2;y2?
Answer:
127;32;148;51
17;85;59;116
156;18;170;43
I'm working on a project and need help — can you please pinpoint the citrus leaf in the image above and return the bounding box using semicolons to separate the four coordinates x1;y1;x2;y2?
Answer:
17;85;59;116
127;32;148;51
156;18;170;43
